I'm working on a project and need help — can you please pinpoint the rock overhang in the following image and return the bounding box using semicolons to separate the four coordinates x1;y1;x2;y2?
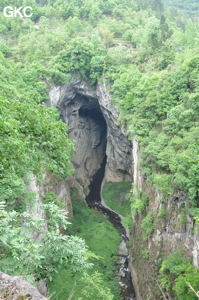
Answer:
49;77;133;186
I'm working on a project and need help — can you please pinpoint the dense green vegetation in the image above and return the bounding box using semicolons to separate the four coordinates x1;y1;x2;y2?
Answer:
102;182;131;216
1;0;199;298
159;250;199;300
165;0;199;17
48;188;121;300
0;201;93;283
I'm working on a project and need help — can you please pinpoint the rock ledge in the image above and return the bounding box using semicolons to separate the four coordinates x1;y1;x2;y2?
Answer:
0;272;48;300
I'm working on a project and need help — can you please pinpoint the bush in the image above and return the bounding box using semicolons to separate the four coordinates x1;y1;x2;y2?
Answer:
131;189;149;214
159;250;199;300
141;211;154;240
43;191;64;208
158;208;167;218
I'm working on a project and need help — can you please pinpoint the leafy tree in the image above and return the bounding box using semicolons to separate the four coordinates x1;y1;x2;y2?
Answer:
0;202;93;282
0;88;74;180
0;174;35;213
55;37;106;83
159;251;199;300
78;272;114;300
100;29;114;47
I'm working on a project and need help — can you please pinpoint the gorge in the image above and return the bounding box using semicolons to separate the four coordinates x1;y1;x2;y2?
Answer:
49;77;136;299
1;1;199;299
49;76;199;300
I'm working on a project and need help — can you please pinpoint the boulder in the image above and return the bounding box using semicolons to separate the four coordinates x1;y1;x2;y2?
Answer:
0;272;48;300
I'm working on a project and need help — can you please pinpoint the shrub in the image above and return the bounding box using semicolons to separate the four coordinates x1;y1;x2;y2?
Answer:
43;191;64;208
131;189;149;214
159;250;199;300
158;208;167;218
141;211;154;240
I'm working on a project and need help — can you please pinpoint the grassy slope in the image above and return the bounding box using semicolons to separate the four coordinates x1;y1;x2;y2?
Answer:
102;182;131;216
48;188;122;300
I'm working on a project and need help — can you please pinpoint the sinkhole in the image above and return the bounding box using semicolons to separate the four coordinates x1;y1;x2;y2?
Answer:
60;92;136;300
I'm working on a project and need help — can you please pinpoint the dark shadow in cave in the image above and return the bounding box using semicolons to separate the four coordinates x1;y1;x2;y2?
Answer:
79;105;107;131
86;155;107;205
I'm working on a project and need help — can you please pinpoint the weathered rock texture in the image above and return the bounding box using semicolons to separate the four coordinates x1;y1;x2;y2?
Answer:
26;172;73;219
49;77;133;192
130;137;199;299
0;272;48;300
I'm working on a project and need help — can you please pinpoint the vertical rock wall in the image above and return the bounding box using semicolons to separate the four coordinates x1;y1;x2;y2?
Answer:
130;137;199;299
49;77;133;193
26;171;73;219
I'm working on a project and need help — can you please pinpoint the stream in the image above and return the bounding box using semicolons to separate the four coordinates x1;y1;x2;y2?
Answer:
85;157;136;300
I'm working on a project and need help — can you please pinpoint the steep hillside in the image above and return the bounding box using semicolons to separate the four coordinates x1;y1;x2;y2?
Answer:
1;0;199;299
165;0;199;17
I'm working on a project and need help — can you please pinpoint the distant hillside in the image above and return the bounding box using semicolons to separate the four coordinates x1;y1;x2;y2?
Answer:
165;0;199;17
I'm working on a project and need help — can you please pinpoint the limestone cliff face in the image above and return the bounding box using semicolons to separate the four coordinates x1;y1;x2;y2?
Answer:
26;172;73;219
130;137;199;299
0;272;48;300
49;77;133;192
48;78;199;300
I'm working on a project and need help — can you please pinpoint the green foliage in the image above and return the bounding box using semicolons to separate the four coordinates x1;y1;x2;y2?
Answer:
76;178;83;186
159;250;199;299
131;189;149;214
158;208;167;218
54;36;106;84
140;246;149;259
121;214;135;230
165;0;199;17
111;52;199;206
180;209;187;224
0;174;35;213
141;211;154;240
0;202;93;282
173;265;199;300
78;272;114;300
0;88;74;180
100;29;114;47
152;174;172;196
160;250;189;276
102;182;131;216
43;191;64;208
48;189;121;300
1;1;199;298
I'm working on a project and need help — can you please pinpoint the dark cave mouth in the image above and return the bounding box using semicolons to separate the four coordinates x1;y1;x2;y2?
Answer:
85;155;107;206
79;104;107;132
78;98;108;205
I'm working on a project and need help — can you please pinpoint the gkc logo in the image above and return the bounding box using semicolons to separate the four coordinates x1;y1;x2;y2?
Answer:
3;6;33;17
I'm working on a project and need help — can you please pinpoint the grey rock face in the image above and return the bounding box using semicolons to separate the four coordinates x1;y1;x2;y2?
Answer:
0;272;48;300
49;78;133;188
26;171;73;220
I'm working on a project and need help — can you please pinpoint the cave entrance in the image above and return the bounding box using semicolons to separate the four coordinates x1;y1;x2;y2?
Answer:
85;155;107;206
59;90;136;300
79;105;107;131
78;101;108;207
